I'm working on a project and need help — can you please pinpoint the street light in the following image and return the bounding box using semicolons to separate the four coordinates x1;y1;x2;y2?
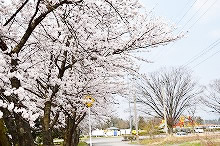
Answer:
84;95;95;146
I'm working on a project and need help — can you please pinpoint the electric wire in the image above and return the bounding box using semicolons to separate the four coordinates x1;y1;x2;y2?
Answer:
191;46;220;69
188;0;218;30
153;0;216;63
151;0;201;62
176;0;198;25
148;0;197;61
178;0;209;33
183;38;220;68
172;0;192;23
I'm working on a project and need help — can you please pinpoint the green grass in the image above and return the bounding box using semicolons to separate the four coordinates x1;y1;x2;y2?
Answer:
78;141;88;146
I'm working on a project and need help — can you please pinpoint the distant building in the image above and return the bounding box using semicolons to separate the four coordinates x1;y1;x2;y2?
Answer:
105;127;120;136
91;127;132;137
92;129;105;137
120;129;131;135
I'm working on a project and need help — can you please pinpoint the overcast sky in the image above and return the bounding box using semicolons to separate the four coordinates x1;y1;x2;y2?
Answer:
140;0;220;84
116;0;220;121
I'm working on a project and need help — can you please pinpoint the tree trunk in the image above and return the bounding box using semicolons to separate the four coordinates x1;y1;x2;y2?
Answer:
168;126;173;135
6;58;35;146
63;117;80;146
167;119;174;135
14;114;35;146
42;129;53;146
72;128;80;146
63;117;74;146
0;119;11;146
1;100;34;146
1;109;18;146
42;101;54;146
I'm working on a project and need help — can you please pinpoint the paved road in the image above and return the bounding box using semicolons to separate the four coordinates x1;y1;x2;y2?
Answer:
85;137;142;146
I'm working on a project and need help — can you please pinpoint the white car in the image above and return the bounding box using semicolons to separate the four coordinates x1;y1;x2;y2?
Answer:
194;127;204;133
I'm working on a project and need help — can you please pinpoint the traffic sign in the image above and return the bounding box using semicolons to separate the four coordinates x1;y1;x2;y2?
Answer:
84;95;95;107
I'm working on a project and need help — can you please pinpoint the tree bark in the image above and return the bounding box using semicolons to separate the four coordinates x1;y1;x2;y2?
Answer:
5;57;35;146
73;128;80;146
63;112;86;146
63;117;74;146
167;120;174;135
42;101;54;146
63;118;80;146
14;114;35;146
1;109;19;146
2;108;35;146
0;119;11;146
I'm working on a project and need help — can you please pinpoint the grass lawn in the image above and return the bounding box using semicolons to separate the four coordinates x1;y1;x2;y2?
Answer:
140;133;220;146
78;141;88;146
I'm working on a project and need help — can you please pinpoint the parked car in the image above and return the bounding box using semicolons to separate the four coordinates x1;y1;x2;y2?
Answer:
176;131;187;135
194;127;204;133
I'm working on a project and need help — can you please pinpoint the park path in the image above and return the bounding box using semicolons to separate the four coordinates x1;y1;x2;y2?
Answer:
85;137;142;146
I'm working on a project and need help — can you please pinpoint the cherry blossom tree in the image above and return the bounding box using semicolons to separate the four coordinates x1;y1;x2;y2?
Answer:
0;0;181;145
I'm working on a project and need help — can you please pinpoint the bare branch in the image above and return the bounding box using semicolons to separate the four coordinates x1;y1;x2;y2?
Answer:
3;0;29;26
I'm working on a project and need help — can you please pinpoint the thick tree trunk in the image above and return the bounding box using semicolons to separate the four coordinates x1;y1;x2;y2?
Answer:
72;128;80;146
6;58;35;146
42;129;53;146
64;125;80;146
167;120;174;135
0;119;11;146
2;108;35;146
1;109;18;146
63;117;80;146
63;117;74;146
14;114;35;146
42;101;54;146
168;126;173;135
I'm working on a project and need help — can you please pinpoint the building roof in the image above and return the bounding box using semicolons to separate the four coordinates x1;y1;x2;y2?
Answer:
107;127;119;130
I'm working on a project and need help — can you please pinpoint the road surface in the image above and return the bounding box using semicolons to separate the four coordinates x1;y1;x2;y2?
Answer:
85;137;142;146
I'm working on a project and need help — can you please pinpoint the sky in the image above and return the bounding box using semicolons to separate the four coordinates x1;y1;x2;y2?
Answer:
139;0;220;84
116;0;220;121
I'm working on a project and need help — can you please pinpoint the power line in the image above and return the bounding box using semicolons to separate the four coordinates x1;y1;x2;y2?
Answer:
172;0;192;22
188;0;218;30
153;0;216;63
191;47;220;69
176;0;198;25
151;0;200;62
183;38;220;67
179;0;209;33
148;0;197;61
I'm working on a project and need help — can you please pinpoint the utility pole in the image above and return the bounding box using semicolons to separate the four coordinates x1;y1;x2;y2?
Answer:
134;89;139;142
130;75;139;142
128;74;132;135
129;99;132;135
162;85;168;135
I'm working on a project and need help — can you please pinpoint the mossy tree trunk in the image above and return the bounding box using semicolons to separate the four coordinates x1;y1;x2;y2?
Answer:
0;119;11;146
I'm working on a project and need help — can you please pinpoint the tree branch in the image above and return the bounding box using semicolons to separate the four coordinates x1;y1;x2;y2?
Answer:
3;0;29;26
12;0;83;54
0;37;8;52
50;112;59;129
